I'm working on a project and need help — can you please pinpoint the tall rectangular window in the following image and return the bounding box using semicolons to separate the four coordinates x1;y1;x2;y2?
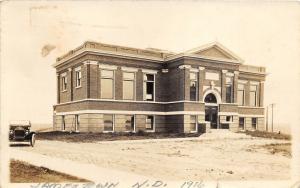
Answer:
146;116;154;131
144;74;154;101
250;85;257;107
237;84;245;106
190;72;198;101
226;76;233;103
251;117;257;129
123;72;135;100
61;75;67;91
101;69;114;99
61;115;65;131
75;69;82;88
103;114;114;132
124;115;135;132
190;115;197;132
239;117;245;129
75;115;80;132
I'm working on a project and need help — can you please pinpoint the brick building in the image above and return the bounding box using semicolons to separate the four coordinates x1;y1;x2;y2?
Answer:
53;41;266;133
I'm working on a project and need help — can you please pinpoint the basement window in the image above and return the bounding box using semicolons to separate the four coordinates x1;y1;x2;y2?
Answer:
252;118;257;130
239;117;245;129
190;115;197;132
103;114;114;132
61;115;65;131
124;115;135;132
146;116;154;131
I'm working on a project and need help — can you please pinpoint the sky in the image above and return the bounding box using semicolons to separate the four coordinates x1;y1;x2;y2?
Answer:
1;1;300;133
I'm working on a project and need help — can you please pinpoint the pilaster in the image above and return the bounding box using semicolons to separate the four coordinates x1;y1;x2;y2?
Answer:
221;69;227;102
178;65;191;101
68;68;73;101
259;81;265;107
198;67;205;101
233;71;239;103
56;73;60;104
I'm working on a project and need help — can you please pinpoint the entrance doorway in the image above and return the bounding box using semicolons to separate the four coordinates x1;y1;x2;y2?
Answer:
204;93;219;129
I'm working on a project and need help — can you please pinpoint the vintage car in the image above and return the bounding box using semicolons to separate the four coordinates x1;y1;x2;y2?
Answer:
9;120;36;147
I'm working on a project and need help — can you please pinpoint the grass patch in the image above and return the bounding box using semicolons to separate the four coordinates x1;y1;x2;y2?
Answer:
242;130;291;140
36;131;202;143
10;160;90;183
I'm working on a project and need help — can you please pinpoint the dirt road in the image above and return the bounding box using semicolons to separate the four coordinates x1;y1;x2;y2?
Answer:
11;131;290;181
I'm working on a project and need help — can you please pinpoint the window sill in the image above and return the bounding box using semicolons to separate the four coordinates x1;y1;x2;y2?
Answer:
145;130;155;133
75;86;82;89
124;130;135;133
103;131;114;133
61;90;67;93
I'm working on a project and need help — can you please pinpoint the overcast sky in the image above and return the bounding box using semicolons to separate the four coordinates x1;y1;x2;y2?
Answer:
1;1;299;133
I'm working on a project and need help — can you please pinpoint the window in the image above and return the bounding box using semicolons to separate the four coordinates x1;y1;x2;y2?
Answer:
61;75;67;91
61;115;65;131
225;76;233;103
226;116;232;122
146;116;154;131
237;84;245;106
75;115;80;132
124;115;135;132
252;118;257;129
123;72;135;100
103;114;114;132
101;70;114;99
143;74;155;101
190;115;197;132
190;72;198;101
250;85;257;107
75;69;82;88
239;117;245;129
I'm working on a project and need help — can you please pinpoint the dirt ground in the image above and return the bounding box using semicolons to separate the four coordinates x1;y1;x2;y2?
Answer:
10;160;89;183
15;131;291;181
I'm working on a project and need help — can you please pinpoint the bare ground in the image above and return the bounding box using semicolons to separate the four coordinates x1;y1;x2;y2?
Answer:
15;131;291;181
10;160;90;183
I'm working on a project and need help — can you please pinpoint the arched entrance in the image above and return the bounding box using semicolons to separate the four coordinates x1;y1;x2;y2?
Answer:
204;93;219;129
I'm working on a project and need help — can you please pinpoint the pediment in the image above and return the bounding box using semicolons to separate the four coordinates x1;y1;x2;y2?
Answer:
185;42;243;62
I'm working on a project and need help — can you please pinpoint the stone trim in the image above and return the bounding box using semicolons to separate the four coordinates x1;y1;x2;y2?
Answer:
121;67;138;72
178;65;191;69
55;110;205;116
142;69;158;74
55;98;205;106
190;68;199;73
99;64;118;70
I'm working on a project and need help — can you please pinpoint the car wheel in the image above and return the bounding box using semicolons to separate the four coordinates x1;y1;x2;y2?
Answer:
30;133;36;147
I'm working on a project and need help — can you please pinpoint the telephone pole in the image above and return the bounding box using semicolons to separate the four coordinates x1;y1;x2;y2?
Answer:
270;103;276;132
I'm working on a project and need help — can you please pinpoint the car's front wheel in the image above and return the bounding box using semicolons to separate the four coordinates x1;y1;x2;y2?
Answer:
30;133;35;147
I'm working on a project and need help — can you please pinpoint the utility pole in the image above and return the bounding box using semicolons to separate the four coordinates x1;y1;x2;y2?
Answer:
270;103;276;132
266;106;268;132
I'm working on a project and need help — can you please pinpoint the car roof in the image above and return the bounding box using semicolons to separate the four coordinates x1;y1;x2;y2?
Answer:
9;120;31;126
